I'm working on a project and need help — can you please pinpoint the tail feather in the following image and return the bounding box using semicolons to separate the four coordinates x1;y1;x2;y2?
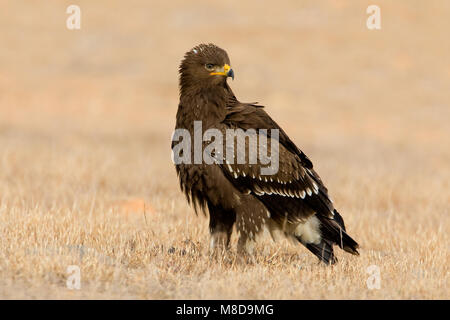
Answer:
318;210;359;255
300;238;338;265
296;210;359;265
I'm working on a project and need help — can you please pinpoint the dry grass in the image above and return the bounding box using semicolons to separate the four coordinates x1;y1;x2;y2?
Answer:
0;0;449;299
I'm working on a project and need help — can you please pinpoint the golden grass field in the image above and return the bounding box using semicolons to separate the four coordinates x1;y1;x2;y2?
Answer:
0;0;448;299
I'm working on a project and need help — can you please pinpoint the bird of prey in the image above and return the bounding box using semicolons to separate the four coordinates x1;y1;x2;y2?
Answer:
172;43;359;264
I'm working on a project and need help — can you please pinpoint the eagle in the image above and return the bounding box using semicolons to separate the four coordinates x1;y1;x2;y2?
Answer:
172;43;359;264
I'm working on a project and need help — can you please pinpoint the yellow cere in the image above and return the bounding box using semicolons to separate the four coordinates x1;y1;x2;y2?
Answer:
210;63;231;76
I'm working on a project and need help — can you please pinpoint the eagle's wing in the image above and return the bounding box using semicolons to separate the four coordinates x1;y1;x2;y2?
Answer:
225;101;314;169
217;103;335;224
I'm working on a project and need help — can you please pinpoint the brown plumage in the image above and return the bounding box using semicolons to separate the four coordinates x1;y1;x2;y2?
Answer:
172;43;359;264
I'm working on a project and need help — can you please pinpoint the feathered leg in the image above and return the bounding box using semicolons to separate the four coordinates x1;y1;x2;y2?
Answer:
207;203;236;251
236;196;270;255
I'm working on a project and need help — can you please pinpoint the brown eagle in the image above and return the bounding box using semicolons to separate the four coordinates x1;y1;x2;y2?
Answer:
172;43;359;264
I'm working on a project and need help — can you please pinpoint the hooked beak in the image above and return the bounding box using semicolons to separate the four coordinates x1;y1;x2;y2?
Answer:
211;63;234;80
227;68;234;80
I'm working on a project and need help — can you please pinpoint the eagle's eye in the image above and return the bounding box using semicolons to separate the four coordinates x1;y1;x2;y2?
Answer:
205;63;215;71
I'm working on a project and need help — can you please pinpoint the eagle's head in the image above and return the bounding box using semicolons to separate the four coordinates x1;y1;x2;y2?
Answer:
179;43;234;91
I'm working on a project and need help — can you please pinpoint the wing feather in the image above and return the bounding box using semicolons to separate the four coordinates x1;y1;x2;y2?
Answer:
214;104;335;223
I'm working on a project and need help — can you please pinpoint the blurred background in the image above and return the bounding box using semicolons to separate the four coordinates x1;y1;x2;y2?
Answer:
0;0;448;298
1;0;449;163
1;0;449;210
